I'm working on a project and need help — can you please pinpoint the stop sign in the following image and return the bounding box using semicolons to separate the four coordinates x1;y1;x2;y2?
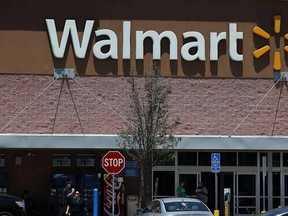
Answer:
102;151;125;174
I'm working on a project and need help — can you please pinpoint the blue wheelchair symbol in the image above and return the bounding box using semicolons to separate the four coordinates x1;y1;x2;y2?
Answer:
211;153;220;162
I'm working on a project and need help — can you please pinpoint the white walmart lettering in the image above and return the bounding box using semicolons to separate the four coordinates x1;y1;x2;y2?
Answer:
46;19;243;61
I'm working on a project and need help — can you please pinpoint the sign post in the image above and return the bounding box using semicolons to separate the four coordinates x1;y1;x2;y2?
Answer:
211;153;220;211
102;151;125;215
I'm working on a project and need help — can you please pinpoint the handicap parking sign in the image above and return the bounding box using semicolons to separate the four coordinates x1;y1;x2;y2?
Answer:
212;153;220;162
211;153;220;173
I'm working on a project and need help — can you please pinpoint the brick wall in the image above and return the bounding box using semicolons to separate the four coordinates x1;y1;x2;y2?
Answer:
0;75;287;136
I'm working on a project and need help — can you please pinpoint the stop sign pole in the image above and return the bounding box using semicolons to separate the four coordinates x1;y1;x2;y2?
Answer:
102;151;125;216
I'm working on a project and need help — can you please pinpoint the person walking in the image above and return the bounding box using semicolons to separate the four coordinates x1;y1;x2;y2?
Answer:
58;180;75;216
65;191;87;216
195;182;208;204
48;181;58;216
22;190;34;216
177;181;186;197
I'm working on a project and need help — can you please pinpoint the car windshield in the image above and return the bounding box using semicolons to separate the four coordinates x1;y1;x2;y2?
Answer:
164;201;209;212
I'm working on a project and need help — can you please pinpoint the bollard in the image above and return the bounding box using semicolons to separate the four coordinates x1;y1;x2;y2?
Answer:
214;210;220;216
93;189;98;216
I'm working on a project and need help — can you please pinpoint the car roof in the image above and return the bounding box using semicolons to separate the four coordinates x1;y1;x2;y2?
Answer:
157;197;203;203
261;207;288;215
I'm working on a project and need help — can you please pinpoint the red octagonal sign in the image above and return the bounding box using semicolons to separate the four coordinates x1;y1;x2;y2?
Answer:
102;151;126;174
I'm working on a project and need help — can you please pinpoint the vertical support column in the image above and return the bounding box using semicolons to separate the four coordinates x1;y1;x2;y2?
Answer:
280;153;284;207
93;188;98;216
262;156;267;212
175;151;178;197
268;152;273;210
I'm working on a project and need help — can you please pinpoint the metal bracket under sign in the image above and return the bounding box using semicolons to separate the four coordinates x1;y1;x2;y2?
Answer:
274;71;288;82
54;68;75;79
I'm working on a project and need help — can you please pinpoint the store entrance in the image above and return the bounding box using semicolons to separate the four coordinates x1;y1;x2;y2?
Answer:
201;172;257;216
201;172;234;216
236;173;256;216
219;172;234;216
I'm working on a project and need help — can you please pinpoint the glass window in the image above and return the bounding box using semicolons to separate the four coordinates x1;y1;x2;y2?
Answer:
238;174;256;196
178;152;197;165
164;201;210;212
238;198;256;206
238;198;256;214
273;153;280;167
283;153;288;167
220;152;237;166
152;201;161;213
153;171;175;197
0;154;5;166
272;198;280;209
154;151;175;166
238;152;257;166
198;152;211;166
273;172;280;196
143;201;155;213
238;207;256;215
285;175;288;197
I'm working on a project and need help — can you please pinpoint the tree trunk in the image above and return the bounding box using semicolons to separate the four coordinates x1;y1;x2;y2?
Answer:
140;166;145;208
143;164;152;207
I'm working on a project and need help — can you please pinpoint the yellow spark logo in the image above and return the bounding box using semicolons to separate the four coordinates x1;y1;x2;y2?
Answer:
253;15;288;71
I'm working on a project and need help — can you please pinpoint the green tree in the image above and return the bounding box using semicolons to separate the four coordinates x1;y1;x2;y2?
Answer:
117;66;180;207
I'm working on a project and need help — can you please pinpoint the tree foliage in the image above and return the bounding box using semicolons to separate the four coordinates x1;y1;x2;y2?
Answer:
117;66;180;207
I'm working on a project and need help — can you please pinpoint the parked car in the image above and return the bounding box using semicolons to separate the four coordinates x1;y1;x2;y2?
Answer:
0;194;26;216
135;197;213;216
259;207;288;216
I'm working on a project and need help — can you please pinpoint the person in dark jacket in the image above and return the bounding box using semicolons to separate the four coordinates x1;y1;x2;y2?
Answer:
48;182;58;216
22;190;34;216
195;182;208;204
58;180;75;216
65;191;87;216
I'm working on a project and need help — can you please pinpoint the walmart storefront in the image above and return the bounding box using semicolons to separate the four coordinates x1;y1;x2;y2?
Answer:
1;0;288;215
2;135;288;215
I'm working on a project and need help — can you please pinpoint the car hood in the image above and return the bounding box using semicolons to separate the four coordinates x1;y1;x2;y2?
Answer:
0;194;23;201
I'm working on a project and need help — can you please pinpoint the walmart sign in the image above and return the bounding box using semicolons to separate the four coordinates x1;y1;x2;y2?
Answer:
46;19;243;62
